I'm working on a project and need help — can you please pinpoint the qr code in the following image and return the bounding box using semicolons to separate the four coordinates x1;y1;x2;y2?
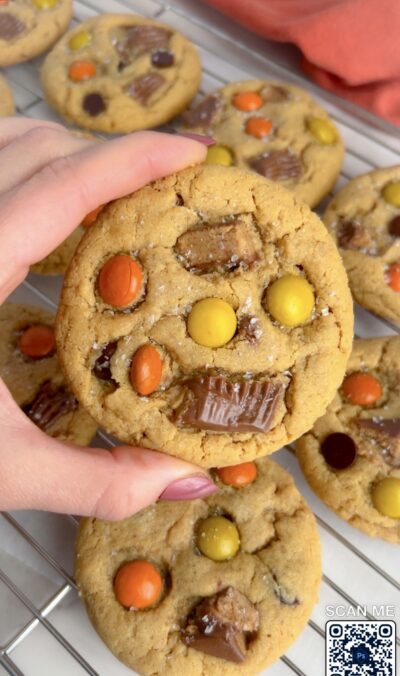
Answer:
326;621;396;675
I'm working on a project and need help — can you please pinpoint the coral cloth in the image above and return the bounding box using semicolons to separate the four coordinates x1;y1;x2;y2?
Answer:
203;0;400;126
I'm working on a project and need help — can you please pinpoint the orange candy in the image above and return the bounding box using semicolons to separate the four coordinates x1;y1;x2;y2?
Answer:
98;254;143;307
130;345;162;395
232;91;263;112
387;262;400;291
18;325;56;359
68;60;97;82
342;372;382;406
114;560;162;609
216;462;257;487
245;117;273;138
82;204;104;227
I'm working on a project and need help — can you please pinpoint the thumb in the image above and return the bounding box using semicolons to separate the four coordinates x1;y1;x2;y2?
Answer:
0;382;217;520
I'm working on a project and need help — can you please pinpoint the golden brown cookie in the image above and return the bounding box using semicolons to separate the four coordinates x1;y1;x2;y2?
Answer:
0;303;97;444
323;166;400;324
0;73;14;115
41;14;201;133
180;80;344;208
56;164;353;467
0;0;72;67
75;456;321;675
297;337;400;543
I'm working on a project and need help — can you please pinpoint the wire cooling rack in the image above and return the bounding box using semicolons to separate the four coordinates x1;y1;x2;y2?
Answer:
1;1;400;674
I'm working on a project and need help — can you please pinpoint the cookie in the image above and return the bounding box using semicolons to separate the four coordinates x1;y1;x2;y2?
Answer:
56;164;353;467
0;303;97;445
41;14;201;133
0;73;15;115
297;337;400;543
0;0;72;67
75;456;321;675
323;167;400;324
180;80;344;208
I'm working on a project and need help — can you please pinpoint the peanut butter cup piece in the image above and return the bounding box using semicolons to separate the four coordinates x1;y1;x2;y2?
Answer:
23;381;78;431
249;150;303;182
125;73;165;104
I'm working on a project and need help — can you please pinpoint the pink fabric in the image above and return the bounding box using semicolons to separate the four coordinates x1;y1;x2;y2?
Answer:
204;0;400;125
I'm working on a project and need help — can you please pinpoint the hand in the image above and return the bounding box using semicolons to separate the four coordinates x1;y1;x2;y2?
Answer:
0;118;217;520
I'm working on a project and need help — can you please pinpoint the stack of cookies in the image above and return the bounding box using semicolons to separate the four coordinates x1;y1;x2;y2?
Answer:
1;4;399;675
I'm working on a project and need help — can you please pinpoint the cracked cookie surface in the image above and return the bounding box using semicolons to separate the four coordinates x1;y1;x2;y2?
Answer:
297;337;400;542
180;80;343;208
0;303;97;444
323;167;400;324
75;456;321;675
0;0;72;67
0;73;14;115
41;13;201;133
56;164;353;467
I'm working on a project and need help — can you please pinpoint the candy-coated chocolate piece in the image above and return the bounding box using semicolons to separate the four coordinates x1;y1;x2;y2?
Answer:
188;298;237;348
69;30;91;50
18;325;55;359
114;560;162;609
266;275;314;326
382;181;400;207
245;117;273;138
216;462;257;487
341;371;382;406
196;516;240;561
388;215;400;237
320;432;357;470
83;92;106;116
68;60;96;82
371;477;400;518
387;263;400;291
232;91;262;112
130;345;162;395
0;1;10;5
32;0;58;8
205;145;233;166
98;254;143;307
307;117;337;144
82;204;104;227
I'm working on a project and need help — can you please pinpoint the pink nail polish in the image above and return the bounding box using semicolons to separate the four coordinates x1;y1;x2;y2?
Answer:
159;473;218;501
178;133;215;146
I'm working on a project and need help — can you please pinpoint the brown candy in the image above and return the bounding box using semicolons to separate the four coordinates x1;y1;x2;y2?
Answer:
181;587;259;664
0;13;25;40
181;95;220;128
151;49;174;67
272;574;299;607
174;221;261;274
337;220;372;250
83;93;106;116
114;24;170;64
320;432;357;470
388;215;400;237
93;341;118;381
174;375;283;433
125;73;165;103
261;84;289;102
356;417;400;467
237;315;262;345
249;150;303;182
22;381;78;432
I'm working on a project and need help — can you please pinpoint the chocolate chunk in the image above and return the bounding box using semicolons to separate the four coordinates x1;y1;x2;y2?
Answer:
113;24;170;64
175;221;261;273
93;341;118;381
22;381;78;432
125;73;165;104
83;93;106;117
249;150;303;182
181;95;220;128
0;13;26;41
181;587;259;664
261;84;289;102
237;315;262;345
272;574;299;607
174;375;283;433
151;49;174;68
320;432;357;470
337;220;372;250
356;417;400;467
388;215;400;237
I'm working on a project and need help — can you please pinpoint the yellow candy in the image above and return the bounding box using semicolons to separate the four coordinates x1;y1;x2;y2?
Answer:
382;181;400;207
188;298;237;348
69;30;91;50
307;117;337;145
33;0;58;8
267;275;315;327
205;145;233;166
371;477;400;518
196;516;240;561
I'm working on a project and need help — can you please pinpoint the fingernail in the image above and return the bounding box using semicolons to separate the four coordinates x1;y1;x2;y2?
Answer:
177;133;215;146
159;473;218;501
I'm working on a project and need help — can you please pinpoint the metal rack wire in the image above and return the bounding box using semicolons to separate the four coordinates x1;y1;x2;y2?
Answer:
1;0;399;674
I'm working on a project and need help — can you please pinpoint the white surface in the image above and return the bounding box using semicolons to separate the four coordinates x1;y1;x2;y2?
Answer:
1;0;400;675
